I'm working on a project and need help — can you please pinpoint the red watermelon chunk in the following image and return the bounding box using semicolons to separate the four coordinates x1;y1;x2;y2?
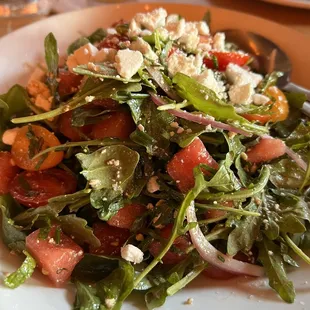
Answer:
167;138;218;192
26;227;84;286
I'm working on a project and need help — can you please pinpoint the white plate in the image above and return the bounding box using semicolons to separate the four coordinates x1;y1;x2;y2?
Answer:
1;3;310;310
261;0;310;9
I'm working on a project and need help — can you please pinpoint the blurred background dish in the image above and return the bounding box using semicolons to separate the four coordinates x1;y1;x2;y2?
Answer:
260;0;310;9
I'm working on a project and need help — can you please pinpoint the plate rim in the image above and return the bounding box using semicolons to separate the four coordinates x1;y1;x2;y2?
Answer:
261;0;310;9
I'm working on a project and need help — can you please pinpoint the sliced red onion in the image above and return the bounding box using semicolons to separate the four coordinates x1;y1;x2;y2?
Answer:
151;94;251;137
146;67;181;101
285;146;307;171
186;203;265;277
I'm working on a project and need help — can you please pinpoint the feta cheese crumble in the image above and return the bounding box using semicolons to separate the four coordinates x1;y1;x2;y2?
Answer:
167;52;202;77
114;49;143;79
213;32;226;51
130;37;158;61
229;83;254;105
121;244;144;264
253;93;270;105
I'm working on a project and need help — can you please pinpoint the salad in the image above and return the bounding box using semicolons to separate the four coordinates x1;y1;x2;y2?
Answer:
0;7;310;309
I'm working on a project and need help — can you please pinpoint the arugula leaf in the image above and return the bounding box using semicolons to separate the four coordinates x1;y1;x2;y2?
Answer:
73;64;141;83
11;79;141;124
72;254;119;282
227;204;262;256
125;98;145;124
258;237;295;303
67;28;107;55
77;145;140;192
130;99;174;157
257;71;283;93
285;92;307;110
96;261;134;310
0;196;26;253
74;281;101;310
145;284;169;310
44;33;59;104
285;122;310;149
269;159;307;189
4;251;36;289
172;73;268;135
90;188;124;221
14;190;90;227
0;85;30;149
88;28;107;44
57;215;100;248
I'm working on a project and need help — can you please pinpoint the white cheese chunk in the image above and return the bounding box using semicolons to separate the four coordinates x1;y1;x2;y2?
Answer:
213;32;225;51
156;27;169;41
66;43;99;72
134;8;167;31
194;69;226;99
166;18;185;40
74;43;98;65
229;83;254;105
253;93;270;105
107;28;117;35
178;32;200;52
128;18;142;37
166;14;180;24
2;128;20;145
226;63;263;87
114;49;143;79
121;244;144;264
167;52;202;77
130;37;158;61
94;48;117;63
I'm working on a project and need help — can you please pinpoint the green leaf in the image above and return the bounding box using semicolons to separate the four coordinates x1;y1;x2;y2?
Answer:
257;71;283;93
169;119;209;148
73;64;141;83
130;99;174;157
198;165;270;201
285;122;310;148
72;254;119;283
90;189;123;221
57;215;100;248
77;145;140;192
73;281;101;310
96;260;134;310
258;238;295;303
285;92;307;109
71;106;112;127
126;98;144;124
172;73;268;135
145;284;169;310
13;190;90;227
67;28;107;55
44;33;59;103
269;159;307;189
4;251;36;289
88;28;107;44
11;79;141;124
68;37;90;55
0;85;30;149
227;204;262;256
0;195;26;253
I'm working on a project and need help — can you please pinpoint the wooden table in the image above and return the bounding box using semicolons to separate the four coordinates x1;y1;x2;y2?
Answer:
0;0;309;37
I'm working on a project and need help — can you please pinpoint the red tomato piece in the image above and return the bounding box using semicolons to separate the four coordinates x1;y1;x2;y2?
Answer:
89;222;130;256
10;168;77;208
92;98;119;110
0;152;20;195
98;34;130;50
59;111;92;142
90;111;136;140
26;226;84;286
58;70;83;97
107;204;146;229
149;224;191;265
246;138;286;163
167;138;218;193
203;52;251;71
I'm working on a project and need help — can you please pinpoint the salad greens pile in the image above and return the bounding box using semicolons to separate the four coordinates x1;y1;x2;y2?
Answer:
1;7;310;310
